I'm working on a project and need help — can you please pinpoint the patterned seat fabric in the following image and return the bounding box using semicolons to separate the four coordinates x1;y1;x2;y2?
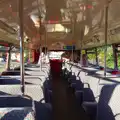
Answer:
0;108;35;120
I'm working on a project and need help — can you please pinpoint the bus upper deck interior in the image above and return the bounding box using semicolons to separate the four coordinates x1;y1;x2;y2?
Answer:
0;0;119;120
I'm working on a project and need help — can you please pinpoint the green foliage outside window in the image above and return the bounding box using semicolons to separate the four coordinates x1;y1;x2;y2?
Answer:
87;46;118;69
24;49;29;63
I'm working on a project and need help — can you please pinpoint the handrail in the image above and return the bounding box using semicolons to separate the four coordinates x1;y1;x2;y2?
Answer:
66;62;120;84
0;20;16;34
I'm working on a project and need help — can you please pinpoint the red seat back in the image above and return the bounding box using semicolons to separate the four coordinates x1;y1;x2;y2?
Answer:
50;59;62;74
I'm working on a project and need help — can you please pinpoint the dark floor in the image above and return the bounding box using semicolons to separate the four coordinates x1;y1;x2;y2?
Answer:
52;76;90;120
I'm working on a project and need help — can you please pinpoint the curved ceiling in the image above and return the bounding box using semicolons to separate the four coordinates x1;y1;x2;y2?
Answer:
0;0;119;50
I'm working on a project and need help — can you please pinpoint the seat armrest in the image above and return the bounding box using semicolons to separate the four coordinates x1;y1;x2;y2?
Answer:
68;78;75;82
75;91;83;105
82;102;97;120
44;103;52;110
70;83;76;87
82;101;97;108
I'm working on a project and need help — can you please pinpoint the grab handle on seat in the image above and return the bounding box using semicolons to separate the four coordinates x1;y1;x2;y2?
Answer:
77;70;82;77
84;83;90;88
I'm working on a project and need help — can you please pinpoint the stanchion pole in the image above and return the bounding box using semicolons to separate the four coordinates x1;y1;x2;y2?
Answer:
37;0;42;71
80;29;84;67
95;48;98;66
104;2;109;76
6;46;12;71
45;24;47;55
45;22;48;63
18;0;25;94
71;12;76;63
39;45;42;71
112;44;118;70
28;50;31;63
80;8;85;67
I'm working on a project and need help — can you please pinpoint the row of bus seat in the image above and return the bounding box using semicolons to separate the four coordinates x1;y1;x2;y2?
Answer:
0;63;52;120
63;62;120;120
43;79;52;104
